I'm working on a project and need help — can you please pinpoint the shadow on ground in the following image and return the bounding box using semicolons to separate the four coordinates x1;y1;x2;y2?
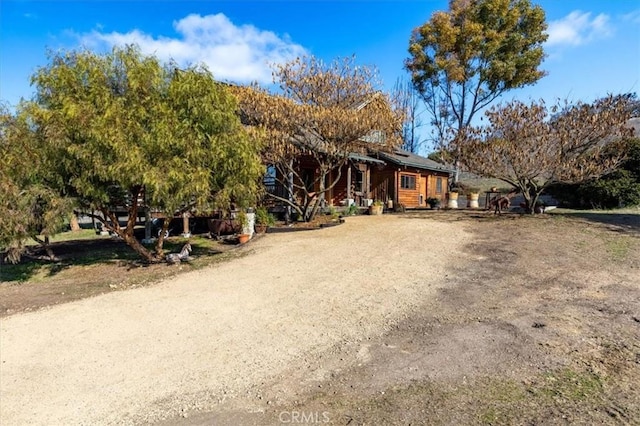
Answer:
553;211;640;233
0;237;222;283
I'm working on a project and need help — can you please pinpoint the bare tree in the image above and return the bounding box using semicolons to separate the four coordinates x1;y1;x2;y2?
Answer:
392;77;424;153
234;56;402;222
457;94;634;213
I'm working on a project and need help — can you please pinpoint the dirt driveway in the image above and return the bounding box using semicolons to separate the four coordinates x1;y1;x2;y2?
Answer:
1;215;468;424
1;211;639;425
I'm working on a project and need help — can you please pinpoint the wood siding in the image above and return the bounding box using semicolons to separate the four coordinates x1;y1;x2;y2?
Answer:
267;155;450;209
397;171;424;208
330;166;348;206
426;173;448;201
371;164;449;208
371;169;395;203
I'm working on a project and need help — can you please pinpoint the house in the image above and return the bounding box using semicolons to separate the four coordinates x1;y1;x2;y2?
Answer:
370;149;452;208
265;149;452;210
235;85;452;211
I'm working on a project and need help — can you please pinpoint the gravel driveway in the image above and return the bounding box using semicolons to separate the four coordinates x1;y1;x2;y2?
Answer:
0;215;468;425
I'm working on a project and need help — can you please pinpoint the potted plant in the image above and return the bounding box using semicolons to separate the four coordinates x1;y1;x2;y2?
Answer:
467;187;481;208
447;188;460;209
254;206;275;233
368;200;384;215
426;197;441;209
236;210;251;244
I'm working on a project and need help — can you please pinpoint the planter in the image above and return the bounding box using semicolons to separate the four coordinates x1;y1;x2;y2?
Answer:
254;224;268;234
468;192;480;209
369;204;384;215
447;192;459;209
237;233;251;244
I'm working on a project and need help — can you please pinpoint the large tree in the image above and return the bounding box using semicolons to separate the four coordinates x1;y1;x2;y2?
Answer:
26;46;263;262
0;106;74;263
457;95;634;213
405;0;548;182
234;56;403;222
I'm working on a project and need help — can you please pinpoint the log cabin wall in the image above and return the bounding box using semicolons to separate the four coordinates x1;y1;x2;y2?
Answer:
268;153;450;209
397;170;425;208
330;165;349;206
371;169;394;204
426;173;448;201
372;164;450;208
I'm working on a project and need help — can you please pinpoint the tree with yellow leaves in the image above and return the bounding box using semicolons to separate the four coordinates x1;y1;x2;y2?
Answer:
22;46;263;262
406;0;548;183
235;56;403;222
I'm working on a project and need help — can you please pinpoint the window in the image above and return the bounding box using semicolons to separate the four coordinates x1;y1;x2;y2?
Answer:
400;174;416;190
354;169;364;193
436;177;443;194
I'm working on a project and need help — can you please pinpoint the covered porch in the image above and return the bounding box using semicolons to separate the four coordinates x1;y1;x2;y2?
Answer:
328;153;387;207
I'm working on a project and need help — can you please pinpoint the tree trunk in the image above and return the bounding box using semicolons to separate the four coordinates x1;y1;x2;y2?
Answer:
94;187;163;263
121;232;160;263
154;218;171;257
286;165;294;224
309;173;327;221
32;235;57;261
69;214;81;232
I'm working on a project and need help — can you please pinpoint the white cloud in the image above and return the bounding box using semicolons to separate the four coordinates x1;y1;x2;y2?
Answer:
79;13;307;84
622;9;640;24
546;11;613;47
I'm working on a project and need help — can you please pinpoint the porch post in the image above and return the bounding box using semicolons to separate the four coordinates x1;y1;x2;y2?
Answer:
365;165;371;200
181;212;191;238
346;165;352;204
395;169;400;207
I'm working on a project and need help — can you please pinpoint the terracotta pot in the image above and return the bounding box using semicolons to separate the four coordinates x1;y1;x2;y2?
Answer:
237;233;251;244
369;205;383;215
254;224;268;234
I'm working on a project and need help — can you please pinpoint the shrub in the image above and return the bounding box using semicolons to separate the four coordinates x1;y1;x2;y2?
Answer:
255;206;276;226
547;138;640;209
346;204;359;215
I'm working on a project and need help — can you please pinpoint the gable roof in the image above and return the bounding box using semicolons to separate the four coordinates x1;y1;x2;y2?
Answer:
375;149;453;173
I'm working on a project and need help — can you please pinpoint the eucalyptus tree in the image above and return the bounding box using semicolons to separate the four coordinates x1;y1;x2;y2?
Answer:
28;46;263;262
234;55;403;222
457;94;634;213
406;0;548;182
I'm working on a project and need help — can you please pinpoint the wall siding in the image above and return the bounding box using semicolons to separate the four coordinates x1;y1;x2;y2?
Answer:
372;164;449;208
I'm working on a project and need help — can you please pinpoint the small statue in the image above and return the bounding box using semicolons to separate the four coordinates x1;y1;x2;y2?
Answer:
166;242;192;264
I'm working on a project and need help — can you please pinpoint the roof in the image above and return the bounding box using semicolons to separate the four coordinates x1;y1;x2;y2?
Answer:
348;153;386;165
374;149;453;173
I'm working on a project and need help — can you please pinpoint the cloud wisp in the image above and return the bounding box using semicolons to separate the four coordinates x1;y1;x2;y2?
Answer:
79;13;307;84
546;10;613;47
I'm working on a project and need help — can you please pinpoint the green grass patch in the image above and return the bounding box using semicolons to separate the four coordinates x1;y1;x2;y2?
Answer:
1;234;236;283
24;229;108;246
605;237;634;261
536;368;604;402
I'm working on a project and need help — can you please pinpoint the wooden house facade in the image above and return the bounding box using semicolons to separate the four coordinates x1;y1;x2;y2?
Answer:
371;149;451;208
265;149;451;210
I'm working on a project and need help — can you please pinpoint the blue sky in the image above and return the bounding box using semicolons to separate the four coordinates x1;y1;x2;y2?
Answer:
2;0;639;136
